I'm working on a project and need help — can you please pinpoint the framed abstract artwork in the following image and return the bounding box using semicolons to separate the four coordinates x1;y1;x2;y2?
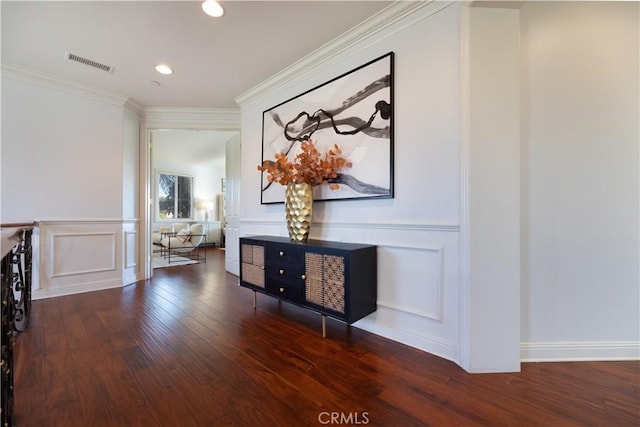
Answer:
260;52;394;204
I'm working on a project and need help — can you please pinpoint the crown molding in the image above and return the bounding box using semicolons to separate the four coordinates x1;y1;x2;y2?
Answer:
235;0;454;108
1;62;129;108
124;99;143;117
142;107;241;130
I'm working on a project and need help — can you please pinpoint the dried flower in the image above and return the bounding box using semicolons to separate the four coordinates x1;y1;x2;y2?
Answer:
258;139;352;188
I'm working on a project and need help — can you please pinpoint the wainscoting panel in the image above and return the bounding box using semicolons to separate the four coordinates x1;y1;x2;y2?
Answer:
122;219;140;285
239;219;460;362
51;232;116;277
34;219;137;299
124;231;137;270
377;245;444;322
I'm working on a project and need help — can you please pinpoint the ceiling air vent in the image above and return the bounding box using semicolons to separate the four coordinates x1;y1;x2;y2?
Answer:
65;51;114;73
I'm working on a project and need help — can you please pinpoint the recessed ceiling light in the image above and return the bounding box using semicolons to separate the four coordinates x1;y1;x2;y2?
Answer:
202;0;224;17
155;64;173;75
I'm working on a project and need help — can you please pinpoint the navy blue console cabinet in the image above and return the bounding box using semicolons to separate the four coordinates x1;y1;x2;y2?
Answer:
239;235;377;337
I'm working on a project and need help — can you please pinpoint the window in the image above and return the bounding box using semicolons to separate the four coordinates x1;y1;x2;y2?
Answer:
157;172;193;220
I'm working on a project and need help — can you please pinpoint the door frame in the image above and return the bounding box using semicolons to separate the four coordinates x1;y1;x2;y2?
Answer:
139;109;241;279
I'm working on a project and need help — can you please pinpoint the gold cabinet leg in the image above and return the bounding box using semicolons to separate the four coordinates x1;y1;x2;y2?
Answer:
322;314;327;338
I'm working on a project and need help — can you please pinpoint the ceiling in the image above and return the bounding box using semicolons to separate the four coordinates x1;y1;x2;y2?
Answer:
1;0;393;109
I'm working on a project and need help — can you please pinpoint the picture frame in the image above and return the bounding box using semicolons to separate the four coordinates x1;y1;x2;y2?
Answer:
260;52;394;204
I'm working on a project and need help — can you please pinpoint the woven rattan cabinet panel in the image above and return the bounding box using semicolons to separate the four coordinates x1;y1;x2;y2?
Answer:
239;236;377;326
304;253;345;314
240;241;265;288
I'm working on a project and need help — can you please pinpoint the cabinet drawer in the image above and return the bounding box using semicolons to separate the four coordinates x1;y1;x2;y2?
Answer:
266;280;302;303
266;264;301;282
266;245;299;264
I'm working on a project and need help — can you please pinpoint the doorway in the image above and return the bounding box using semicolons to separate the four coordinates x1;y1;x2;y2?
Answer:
142;123;240;278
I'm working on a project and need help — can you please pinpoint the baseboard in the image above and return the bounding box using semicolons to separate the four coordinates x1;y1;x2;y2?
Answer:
521;341;640;362
32;279;123;300
354;316;457;365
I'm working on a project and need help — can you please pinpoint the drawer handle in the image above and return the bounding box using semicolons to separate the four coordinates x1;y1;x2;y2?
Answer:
301;274;306;280
279;269;284;275
279;287;284;293
279;251;285;256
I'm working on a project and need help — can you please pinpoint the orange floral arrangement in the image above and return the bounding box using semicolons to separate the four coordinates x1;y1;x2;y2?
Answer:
258;139;352;190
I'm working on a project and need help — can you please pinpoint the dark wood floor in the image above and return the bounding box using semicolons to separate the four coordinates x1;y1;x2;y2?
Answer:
14;247;639;426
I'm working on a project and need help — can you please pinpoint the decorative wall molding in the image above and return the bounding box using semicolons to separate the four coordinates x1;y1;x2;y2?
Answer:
235;1;454;107
124;230;138;270
2;62;128;108
50;232;116;278
143;107;241;130
35;218;140;299
239;217;454;359
521;341;640;362
37;218;138;225
124;100;143;118
240;218;460;233
377;244;445;322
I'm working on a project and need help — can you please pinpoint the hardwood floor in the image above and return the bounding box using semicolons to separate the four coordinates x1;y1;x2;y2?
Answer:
14;247;639;426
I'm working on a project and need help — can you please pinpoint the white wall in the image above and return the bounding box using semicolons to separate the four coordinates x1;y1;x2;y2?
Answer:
123;107;140;220
238;2;466;365
122;107;140;285
520;1;639;360
1;67;142;297
237;0;639;371
465;6;521;372
1;71;125;221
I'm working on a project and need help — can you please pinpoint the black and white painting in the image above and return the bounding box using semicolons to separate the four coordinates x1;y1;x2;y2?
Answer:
260;52;394;204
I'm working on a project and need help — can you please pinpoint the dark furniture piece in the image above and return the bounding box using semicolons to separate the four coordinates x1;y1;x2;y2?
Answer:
239;235;377;337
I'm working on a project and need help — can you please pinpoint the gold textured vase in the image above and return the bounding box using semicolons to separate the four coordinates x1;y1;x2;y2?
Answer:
285;182;313;242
